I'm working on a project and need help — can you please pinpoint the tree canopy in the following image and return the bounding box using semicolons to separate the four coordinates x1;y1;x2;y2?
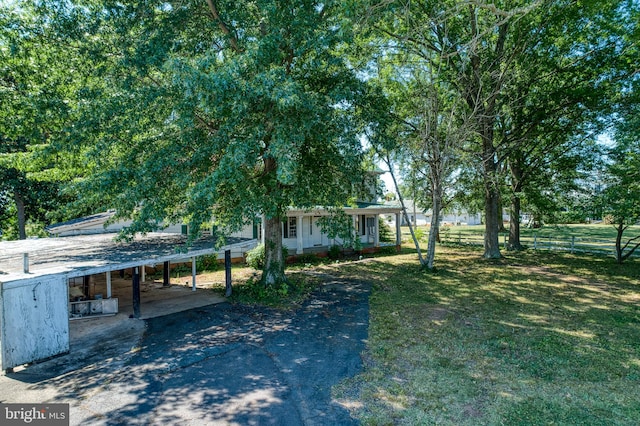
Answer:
41;0;370;285
2;0;639;269
357;0;639;259
0;4;84;239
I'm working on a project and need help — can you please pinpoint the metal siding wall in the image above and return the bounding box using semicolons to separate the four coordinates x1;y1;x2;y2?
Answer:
1;277;70;370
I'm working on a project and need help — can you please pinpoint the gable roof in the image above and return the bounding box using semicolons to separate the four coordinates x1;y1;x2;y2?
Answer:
46;210;116;235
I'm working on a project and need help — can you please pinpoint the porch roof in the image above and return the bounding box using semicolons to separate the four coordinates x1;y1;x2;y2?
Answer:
287;202;403;216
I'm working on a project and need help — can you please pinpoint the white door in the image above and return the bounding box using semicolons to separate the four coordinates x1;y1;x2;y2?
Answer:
310;217;323;246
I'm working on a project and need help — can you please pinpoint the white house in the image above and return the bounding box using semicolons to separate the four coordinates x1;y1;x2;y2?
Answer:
47;202;404;258
392;200;483;227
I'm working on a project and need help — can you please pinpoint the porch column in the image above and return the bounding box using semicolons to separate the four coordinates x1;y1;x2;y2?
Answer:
396;213;402;246
106;271;112;299
352;215;358;245
374;215;380;247
192;256;197;291
296;215;304;254
141;265;146;282
261;215;266;245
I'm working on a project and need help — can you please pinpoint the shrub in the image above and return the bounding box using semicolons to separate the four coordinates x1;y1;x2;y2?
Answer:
246;244;265;269
296;253;319;264
196;254;219;271
328;244;342;260
377;245;397;255
379;220;394;243
245;243;289;270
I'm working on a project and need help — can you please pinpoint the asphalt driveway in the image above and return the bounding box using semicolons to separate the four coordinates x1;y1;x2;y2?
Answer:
0;274;370;425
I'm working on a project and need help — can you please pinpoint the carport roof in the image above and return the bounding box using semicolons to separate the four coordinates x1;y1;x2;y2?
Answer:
0;233;253;284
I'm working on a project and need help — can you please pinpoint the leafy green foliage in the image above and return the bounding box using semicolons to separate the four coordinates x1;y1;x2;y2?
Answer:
246;243;288;271
317;209;363;251
245;244;267;271
378;218;394;243
328;244;342;260
602;130;640;263
229;276;318;309
195;254;219;272
0;3;92;239
41;1;373;284
357;0;638;260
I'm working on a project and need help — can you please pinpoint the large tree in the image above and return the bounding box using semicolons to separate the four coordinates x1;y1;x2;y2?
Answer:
359;1;552;258
51;1;367;286
499;0;637;249
0;4;80;239
369;58;469;270
602;139;640;264
604;70;640;264
360;0;640;259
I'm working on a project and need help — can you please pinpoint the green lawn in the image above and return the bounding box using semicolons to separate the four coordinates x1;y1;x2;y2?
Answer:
328;246;640;425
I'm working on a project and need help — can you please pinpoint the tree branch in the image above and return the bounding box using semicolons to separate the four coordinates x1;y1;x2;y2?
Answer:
205;0;241;52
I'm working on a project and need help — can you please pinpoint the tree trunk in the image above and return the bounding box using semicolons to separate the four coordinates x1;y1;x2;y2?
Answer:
262;215;287;286
507;169;524;250
507;193;523;250
497;190;507;233
425;180;442;270
385;156;427;267
482;129;502;259
615;221;640;264
507;155;526;250
484;185;502;258
14;190;27;240
615;222;624;264
467;7;505;260
261;154;287;287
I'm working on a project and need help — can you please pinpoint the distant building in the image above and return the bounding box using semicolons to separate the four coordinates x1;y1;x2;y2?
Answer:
388;200;482;226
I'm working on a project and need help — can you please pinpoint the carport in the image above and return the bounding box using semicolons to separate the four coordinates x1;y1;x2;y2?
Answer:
0;233;255;372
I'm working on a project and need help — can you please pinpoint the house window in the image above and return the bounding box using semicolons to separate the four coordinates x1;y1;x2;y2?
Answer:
284;217;297;238
360;215;366;235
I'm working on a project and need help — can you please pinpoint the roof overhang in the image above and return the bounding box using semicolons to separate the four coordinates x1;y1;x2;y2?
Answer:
286;204;403;216
0;233;254;286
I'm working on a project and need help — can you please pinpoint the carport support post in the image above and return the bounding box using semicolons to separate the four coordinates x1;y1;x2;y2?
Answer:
225;249;232;297
191;256;196;291
163;261;170;287
106;271;112;299
133;267;141;319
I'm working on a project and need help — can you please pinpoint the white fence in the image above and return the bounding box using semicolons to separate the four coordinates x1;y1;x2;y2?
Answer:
440;231;635;258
